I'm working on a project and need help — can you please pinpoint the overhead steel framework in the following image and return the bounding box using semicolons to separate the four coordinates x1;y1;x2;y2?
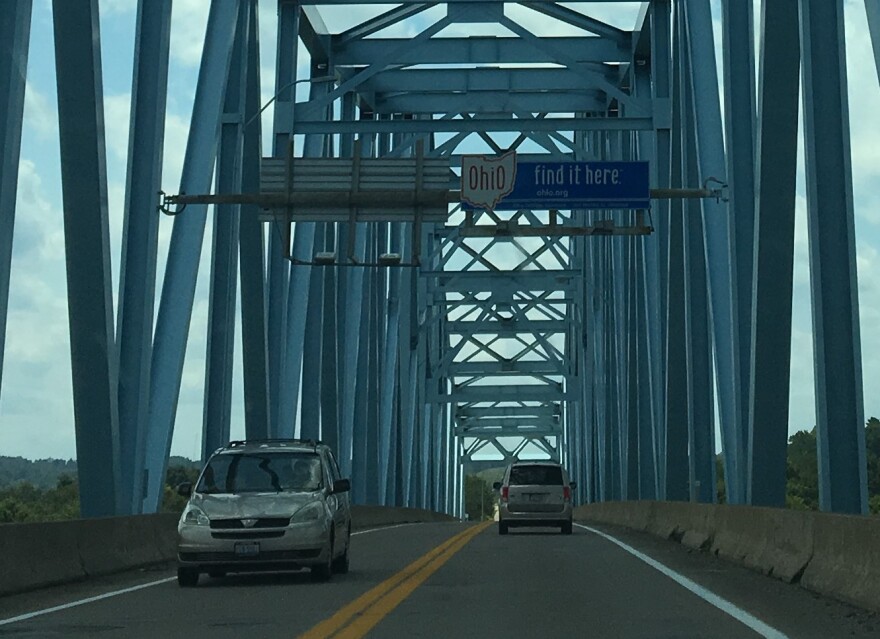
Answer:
0;0;874;517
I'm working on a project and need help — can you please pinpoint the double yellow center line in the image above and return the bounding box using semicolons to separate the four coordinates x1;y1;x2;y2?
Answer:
298;521;491;639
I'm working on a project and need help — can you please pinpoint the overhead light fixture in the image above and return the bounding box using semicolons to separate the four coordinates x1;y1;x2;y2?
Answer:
314;252;336;265
378;253;401;265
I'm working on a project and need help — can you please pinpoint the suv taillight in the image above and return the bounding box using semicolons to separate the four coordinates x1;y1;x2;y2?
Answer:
501;486;509;502
563;486;571;501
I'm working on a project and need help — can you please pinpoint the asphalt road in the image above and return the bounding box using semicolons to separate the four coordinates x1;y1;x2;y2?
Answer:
1;521;877;638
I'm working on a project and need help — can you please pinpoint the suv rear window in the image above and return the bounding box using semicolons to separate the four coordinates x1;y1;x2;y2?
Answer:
509;465;563;486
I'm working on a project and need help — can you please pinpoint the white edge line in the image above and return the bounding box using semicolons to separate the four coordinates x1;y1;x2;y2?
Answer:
352;522;420;536
0;521;430;626
575;524;789;639
0;577;176;626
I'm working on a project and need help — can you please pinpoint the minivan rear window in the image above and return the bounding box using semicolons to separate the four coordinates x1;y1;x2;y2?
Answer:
509;465;563;486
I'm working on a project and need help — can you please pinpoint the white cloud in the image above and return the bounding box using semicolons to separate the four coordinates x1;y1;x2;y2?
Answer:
169;0;211;67
23;83;57;140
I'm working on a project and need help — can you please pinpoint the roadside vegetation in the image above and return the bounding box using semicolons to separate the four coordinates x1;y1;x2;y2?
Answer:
716;417;880;514
0;458;200;523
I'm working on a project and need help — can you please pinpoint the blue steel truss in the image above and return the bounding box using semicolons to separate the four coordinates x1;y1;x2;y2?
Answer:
0;0;872;516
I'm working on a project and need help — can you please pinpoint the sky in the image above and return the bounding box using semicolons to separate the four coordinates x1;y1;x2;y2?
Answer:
1;0;879;462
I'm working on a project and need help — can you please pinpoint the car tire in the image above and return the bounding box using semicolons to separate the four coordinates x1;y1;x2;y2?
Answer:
177;567;199;588
311;533;334;582
499;521;509;535
332;526;351;574
561;521;573;535
332;542;350;574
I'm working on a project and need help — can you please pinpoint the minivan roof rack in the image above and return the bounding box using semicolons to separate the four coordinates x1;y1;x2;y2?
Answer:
226;438;322;449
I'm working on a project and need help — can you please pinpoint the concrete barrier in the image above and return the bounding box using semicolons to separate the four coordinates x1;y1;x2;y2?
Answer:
574;501;880;613
801;513;880;611
351;505;457;530
0;506;456;597
0;514;179;597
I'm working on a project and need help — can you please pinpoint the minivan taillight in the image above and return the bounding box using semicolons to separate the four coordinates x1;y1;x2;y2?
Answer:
501;486;509;502
563;486;571;501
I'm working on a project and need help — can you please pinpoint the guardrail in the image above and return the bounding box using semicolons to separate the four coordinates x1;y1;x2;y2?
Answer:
574;501;880;614
0;506;456;597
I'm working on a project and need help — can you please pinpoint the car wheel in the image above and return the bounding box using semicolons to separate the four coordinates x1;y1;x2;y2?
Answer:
311;533;334;582
208;570;226;579
499;521;509;535
561;521;573;535
332;542;350;574
177;567;199;588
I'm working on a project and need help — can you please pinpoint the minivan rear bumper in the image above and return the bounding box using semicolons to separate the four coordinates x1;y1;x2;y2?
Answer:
499;502;572;525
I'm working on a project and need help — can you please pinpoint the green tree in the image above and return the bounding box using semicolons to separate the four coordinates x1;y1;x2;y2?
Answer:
715;455;726;504
161;464;201;513
464;475;495;521
786;429;819;511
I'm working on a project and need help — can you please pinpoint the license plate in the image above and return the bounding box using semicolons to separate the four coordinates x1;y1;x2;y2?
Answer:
530;494;545;503
234;542;260;557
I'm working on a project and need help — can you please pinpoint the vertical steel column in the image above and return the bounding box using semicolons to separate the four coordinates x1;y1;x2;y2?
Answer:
379;223;402;504
580;232;596;502
681;21;716;504
748;0;800;507
719;0;756;506
144;1;238;513
665;10;689;501
636;239;658;499
202;3;249;460
352;243;373;503
364;226;382;504
800;0;868;514
592;233;609;500
276;74;331;438
0;0;32;410
52;0;121;517
634;57;660;501
117;0;171;514
650;0;672;500
682;0;738;502
607;242;622;501
239;0;270;440
339;131;370;481
300;221;324;440
267;0;299;437
625;237;640;500
320;233;340;450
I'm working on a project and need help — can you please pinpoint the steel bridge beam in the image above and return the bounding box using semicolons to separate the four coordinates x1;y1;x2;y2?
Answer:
52;0;121;517
116;0;172;514
202;2;249;460
720;0;756;506
144;0;238;512
333;36;630;66
748;0;799;508
0;0;32;413
800;0;867;514
239;0;270;440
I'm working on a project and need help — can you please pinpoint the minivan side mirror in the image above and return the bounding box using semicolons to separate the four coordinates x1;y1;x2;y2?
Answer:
492;482;502;491
569;481;577;490
176;481;192;498
333;478;351;494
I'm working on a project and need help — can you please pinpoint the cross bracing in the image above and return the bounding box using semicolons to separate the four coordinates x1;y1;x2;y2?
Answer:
0;0;875;518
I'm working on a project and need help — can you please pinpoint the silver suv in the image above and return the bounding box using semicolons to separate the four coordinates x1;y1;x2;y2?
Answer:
494;461;575;535
176;439;351;586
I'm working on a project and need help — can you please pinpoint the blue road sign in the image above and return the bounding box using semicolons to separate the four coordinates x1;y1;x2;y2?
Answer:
462;159;650;211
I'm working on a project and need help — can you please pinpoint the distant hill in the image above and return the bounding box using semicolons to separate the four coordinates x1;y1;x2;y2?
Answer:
0;455;200;489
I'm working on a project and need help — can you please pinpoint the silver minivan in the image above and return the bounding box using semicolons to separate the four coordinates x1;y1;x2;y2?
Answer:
176;439;351;586
494;461;575;535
